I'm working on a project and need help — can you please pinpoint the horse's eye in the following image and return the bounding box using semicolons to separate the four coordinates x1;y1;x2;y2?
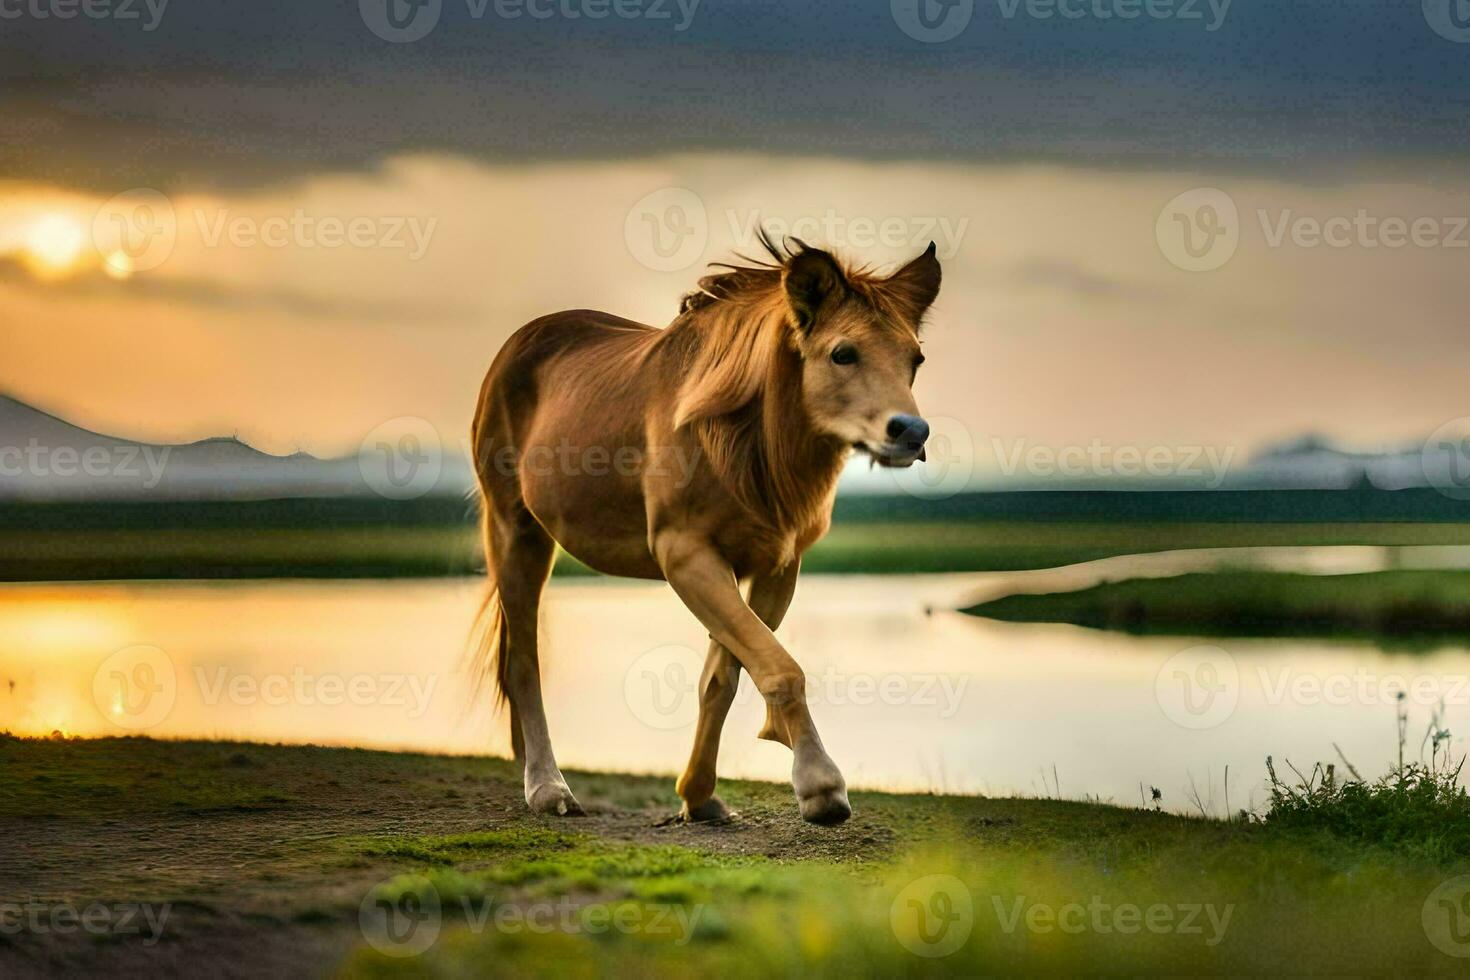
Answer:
830;345;859;366
914;354;926;370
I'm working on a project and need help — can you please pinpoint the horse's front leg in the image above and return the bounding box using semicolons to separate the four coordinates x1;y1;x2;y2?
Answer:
675;563;799;823
656;532;849;825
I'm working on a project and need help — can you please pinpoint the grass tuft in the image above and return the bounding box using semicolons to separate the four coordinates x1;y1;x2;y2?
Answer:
1259;700;1470;861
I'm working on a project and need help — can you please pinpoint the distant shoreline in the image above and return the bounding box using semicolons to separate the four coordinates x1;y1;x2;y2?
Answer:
3;492;1470;581
965;568;1470;650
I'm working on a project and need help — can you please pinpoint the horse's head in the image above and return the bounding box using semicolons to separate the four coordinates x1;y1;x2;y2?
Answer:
782;242;941;467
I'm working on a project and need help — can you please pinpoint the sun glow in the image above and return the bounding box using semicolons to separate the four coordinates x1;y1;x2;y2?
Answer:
22;213;87;277
102;249;135;280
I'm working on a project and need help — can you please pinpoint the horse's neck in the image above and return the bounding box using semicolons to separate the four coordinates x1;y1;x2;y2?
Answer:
755;343;846;532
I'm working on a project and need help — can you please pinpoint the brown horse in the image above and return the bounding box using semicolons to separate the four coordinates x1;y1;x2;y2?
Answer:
470;234;940;824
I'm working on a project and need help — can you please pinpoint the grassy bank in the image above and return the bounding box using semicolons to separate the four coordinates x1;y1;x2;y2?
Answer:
3;736;1469;975
5;519;1470;581
964;569;1470;645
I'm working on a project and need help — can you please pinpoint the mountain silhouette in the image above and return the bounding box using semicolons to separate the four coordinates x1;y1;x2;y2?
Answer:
0;394;471;501
0;394;1450;499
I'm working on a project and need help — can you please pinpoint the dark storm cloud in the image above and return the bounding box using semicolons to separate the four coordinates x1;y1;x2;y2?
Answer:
1;0;1468;190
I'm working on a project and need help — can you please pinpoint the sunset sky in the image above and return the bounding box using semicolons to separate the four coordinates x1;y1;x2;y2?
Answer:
2;0;1467;478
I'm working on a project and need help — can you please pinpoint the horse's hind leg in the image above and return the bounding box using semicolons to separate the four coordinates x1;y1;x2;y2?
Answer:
492;513;584;816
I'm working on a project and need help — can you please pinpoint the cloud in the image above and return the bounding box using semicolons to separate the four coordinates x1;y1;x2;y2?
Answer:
1;154;1465;462
0;256;471;324
3;1;1467;191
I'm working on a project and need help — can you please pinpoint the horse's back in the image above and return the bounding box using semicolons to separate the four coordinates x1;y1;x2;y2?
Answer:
497;309;655;367
474;310;668;578
478;309;656;422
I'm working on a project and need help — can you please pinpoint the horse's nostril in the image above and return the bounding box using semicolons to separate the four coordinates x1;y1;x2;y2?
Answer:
886;414;930;448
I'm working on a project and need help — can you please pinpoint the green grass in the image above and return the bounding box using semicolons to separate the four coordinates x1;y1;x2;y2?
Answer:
346;828;757;894
1263;756;1470;863
1257;700;1470;863
5;520;1470;580
0;525;481;580
802;520;1470;574
7;736;1470;975
343;817;1470;977
349;828;581;866
964;569;1470;645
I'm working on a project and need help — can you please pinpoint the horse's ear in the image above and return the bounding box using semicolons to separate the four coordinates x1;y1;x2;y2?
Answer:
782;246;848;332
885;241;942;327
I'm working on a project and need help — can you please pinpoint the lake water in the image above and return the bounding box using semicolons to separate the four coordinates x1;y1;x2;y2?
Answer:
4;545;1469;814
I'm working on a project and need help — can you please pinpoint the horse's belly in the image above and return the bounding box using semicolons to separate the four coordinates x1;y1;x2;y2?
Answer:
521;466;663;580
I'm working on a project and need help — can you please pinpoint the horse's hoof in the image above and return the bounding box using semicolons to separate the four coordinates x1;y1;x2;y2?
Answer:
680;796;734;824
798;787;852;825
526;782;585;816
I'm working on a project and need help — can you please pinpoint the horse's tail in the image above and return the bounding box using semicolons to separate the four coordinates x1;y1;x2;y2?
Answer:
468;464;524;760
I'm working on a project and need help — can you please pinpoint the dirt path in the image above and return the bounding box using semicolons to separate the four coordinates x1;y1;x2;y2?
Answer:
10;735;1459;977
1;737;911;977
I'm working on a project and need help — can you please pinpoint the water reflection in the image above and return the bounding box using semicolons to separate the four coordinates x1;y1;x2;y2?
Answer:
2;546;1466;812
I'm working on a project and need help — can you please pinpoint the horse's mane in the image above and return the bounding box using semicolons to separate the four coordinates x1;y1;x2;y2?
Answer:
654;232;901;541
675;229;903;319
